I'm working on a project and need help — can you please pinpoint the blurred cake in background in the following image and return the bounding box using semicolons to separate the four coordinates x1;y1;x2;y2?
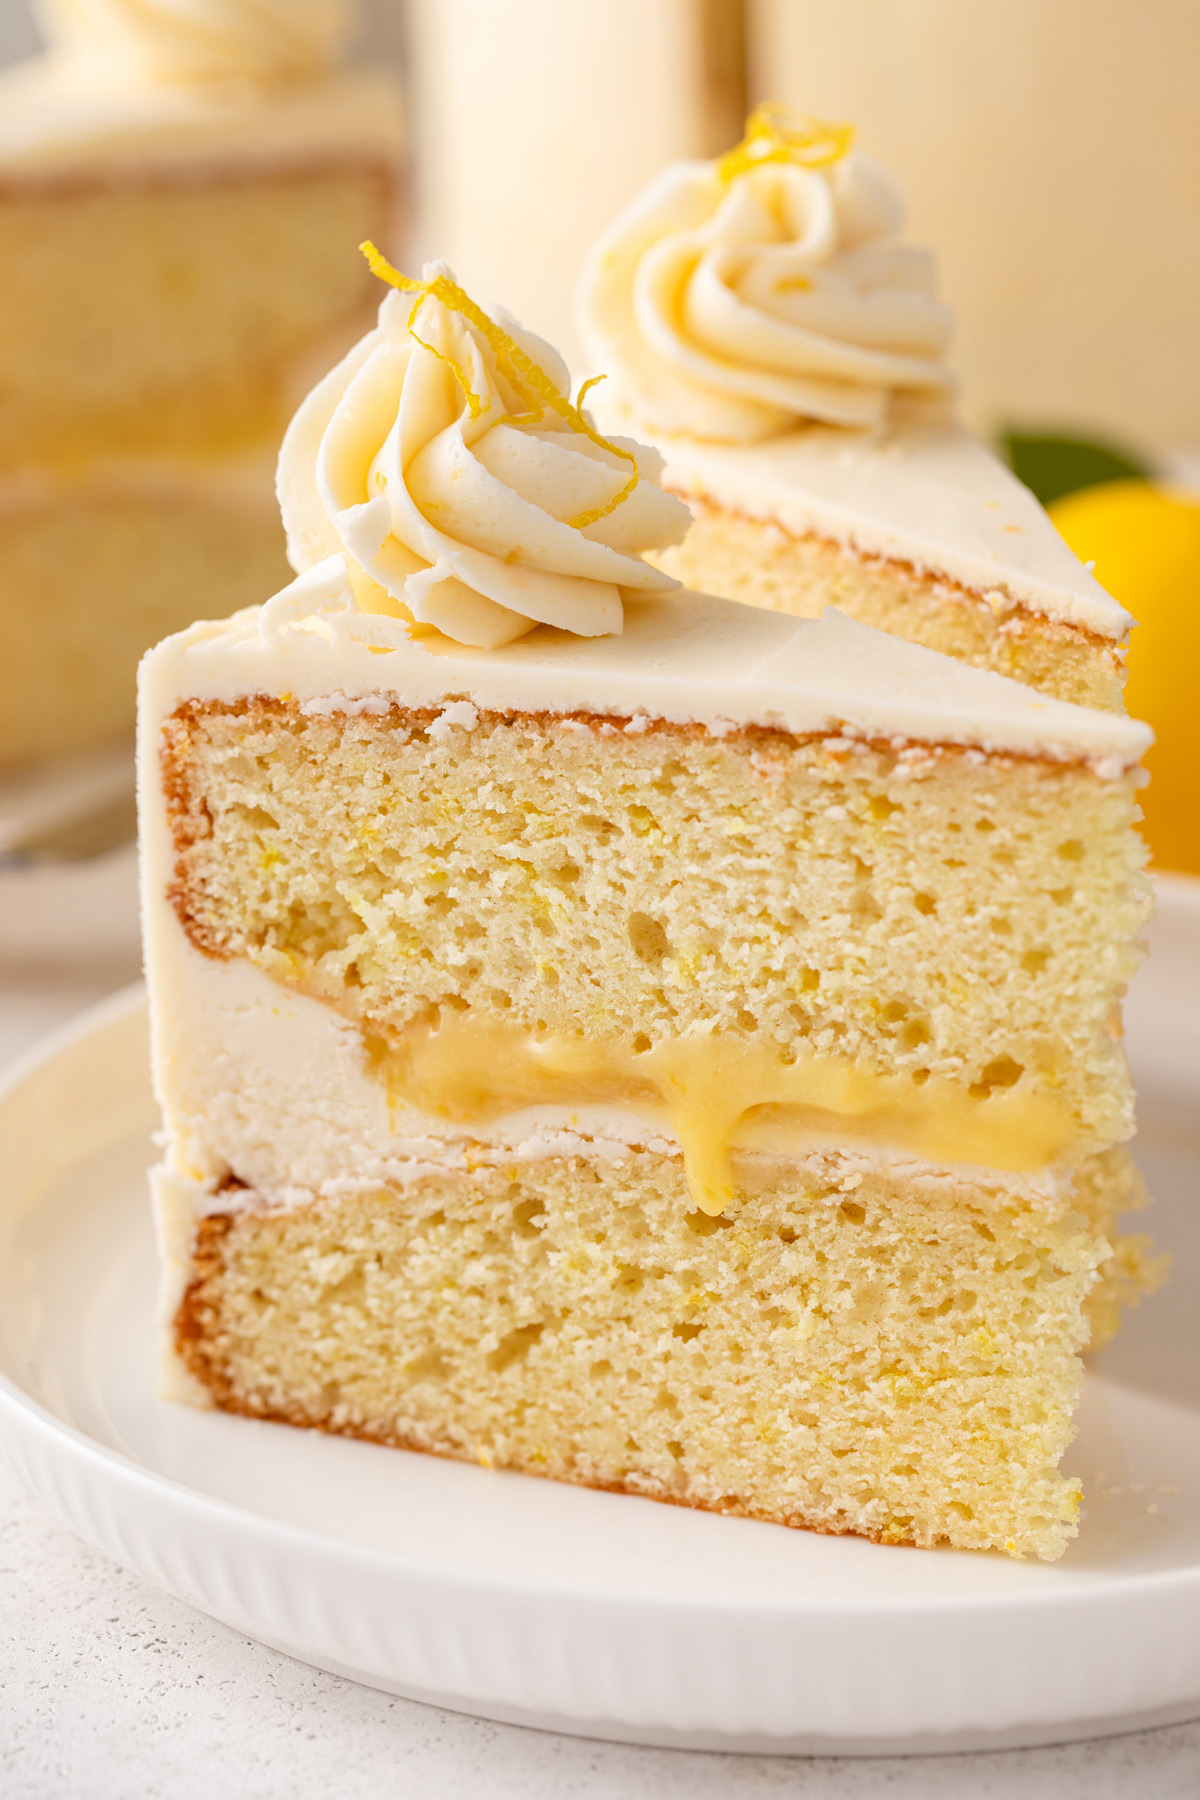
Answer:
578;106;1131;712
0;0;403;774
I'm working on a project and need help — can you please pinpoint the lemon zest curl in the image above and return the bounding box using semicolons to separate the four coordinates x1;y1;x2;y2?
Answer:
717;102;855;184
360;243;638;531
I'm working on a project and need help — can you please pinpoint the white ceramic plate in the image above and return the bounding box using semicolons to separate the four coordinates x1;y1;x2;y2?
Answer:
1;880;1199;1758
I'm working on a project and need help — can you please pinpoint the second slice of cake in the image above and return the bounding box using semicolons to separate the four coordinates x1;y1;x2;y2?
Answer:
578;105;1133;712
0;0;402;772
141;260;1157;1561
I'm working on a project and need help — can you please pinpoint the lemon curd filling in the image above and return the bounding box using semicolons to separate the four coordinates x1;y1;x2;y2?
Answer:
367;1014;1080;1214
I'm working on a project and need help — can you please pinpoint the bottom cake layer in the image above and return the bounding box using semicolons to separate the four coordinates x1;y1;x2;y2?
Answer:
161;1143;1156;1561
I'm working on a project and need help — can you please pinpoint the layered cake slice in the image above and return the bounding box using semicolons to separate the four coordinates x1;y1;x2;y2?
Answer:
0;0;401;772
141;259;1157;1561
577;105;1131;711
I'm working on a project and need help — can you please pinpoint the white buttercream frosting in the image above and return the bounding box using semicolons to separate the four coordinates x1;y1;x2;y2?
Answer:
576;110;1128;640
36;0;352;89
578;107;954;442
146;945;1084;1226
147;941;1080;1394
277;263;691;649
137;561;1152;773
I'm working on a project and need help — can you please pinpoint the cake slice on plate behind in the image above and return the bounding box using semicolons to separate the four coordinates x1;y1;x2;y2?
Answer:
0;0;402;773
578;104;1131;712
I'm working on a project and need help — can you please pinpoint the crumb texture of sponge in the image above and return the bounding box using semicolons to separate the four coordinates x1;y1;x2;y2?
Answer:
173;1150;1120;1561
163;701;1148;1156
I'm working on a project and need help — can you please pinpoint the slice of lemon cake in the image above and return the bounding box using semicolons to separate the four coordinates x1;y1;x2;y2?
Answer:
140;258;1157;1562
577;105;1131;713
0;0;401;772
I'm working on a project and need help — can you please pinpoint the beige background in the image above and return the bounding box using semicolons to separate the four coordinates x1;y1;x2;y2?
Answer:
405;0;733;372
749;0;1200;444
403;0;1200;445
2;0;1197;443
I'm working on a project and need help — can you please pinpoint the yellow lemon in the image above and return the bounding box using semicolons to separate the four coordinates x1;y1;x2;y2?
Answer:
1050;479;1200;875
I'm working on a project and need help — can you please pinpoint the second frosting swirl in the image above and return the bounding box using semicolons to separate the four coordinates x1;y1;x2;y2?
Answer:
278;258;691;649
579;106;955;442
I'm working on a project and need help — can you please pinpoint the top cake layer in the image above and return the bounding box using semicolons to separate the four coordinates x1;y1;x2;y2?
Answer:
139;253;1152;1222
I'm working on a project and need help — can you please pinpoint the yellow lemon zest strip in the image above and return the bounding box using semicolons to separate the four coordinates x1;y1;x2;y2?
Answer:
492;410;547;430
576;372;607;412
717;102;855;183
360;243;639;530
406;312;487;420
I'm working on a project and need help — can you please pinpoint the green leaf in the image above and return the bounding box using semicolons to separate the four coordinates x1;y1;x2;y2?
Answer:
999;431;1153;507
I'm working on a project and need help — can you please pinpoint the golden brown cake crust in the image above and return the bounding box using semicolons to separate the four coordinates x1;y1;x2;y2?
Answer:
174;1208;924;1551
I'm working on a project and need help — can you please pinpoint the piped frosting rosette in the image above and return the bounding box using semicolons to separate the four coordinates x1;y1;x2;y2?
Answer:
36;0;351;87
579;104;955;442
278;251;692;649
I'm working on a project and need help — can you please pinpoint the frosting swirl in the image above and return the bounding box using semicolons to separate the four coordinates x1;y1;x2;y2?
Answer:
278;254;691;649
579;105;955;442
36;0;351;87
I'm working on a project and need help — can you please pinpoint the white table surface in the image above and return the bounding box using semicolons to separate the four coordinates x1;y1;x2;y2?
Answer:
2;961;1199;1799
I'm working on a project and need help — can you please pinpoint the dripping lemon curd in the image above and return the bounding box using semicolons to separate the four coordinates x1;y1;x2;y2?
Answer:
368;1012;1080;1214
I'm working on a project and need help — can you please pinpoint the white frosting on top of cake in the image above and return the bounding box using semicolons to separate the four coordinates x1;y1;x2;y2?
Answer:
634;406;1133;639
277;270;690;649
138;556;1151;774
578;114;954;440
0;0;400;175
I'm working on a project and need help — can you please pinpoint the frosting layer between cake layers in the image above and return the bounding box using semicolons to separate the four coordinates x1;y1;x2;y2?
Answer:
156;944;1094;1215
